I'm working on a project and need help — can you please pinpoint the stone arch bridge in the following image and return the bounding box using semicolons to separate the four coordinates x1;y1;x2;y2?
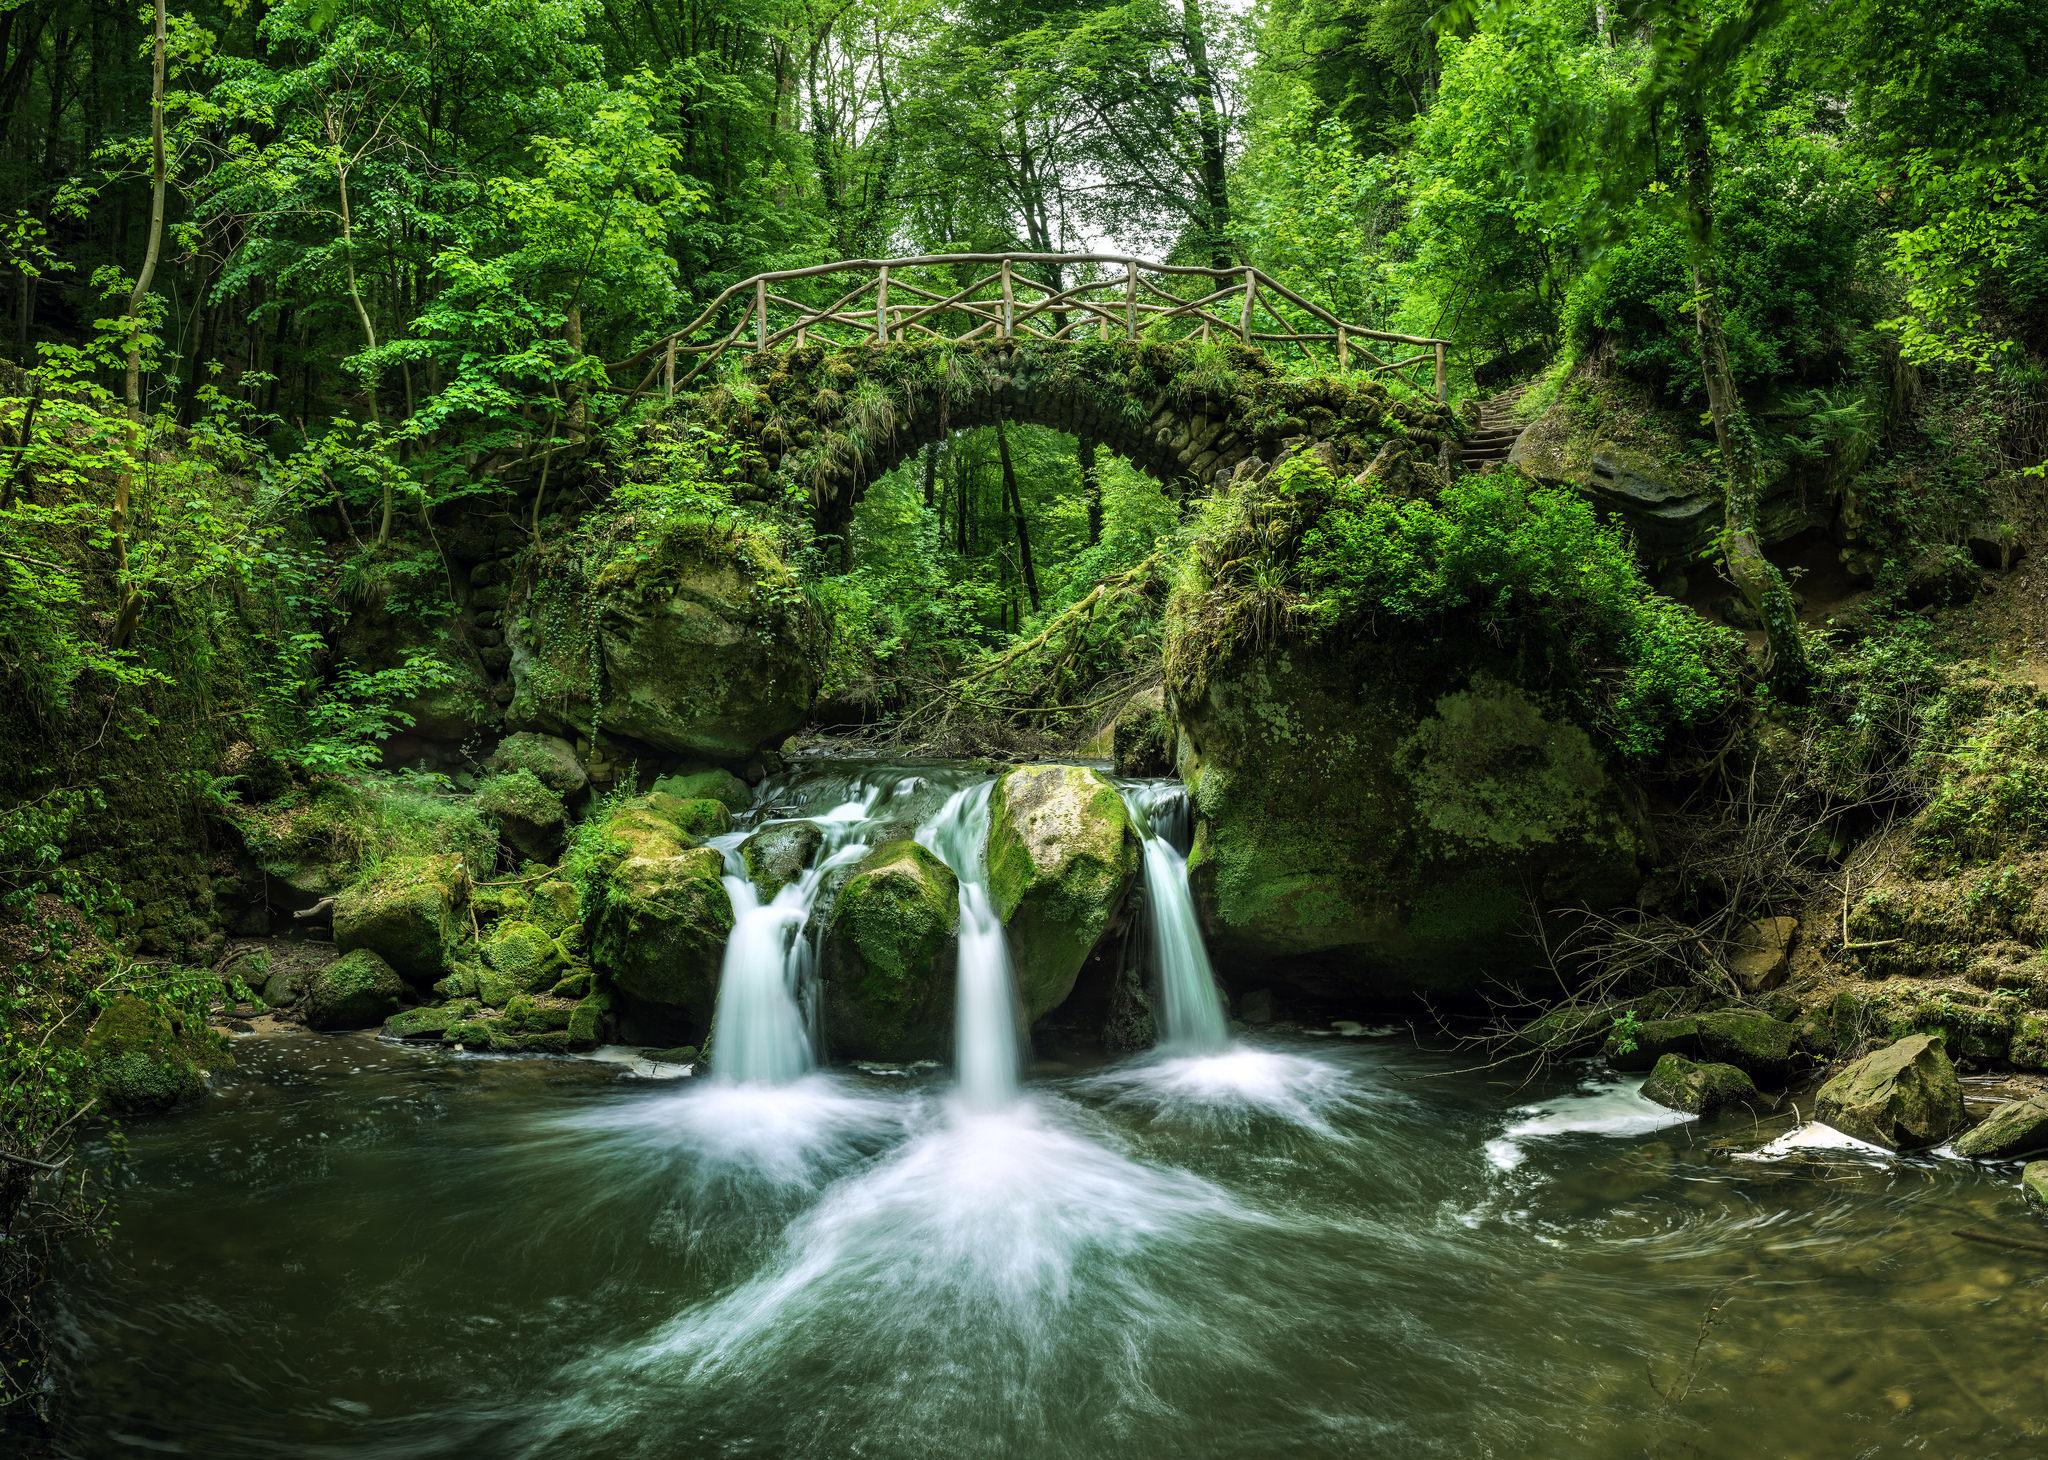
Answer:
606;253;1461;532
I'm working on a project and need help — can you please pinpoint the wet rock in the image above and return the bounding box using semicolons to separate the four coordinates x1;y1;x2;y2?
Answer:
486;731;587;796
1815;1033;1964;1149
1175;644;1650;1000
1953;1095;2048;1159
333;854;471;987
987;765;1140;1020
1730;917;1797;995
740;820;824;898
652;766;752;813
821;839;958;1060
475;770;566;861
84;996;214;1112
584;795;733;1027
1605;1011;1797;1080
1640;1054;1756;1115
1583;449;1722;561
1112;692;1173;777
383;1002;475;1041
304;949;407;1031
2024;1161;2048;1206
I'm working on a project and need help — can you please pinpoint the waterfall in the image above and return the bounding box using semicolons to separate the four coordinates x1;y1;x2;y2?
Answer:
709;785;880;1085
916;782;1021;1108
1122;783;1230;1055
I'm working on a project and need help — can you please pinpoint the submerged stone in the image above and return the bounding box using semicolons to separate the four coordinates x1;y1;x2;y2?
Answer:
1953;1095;2048;1160
986;765;1140;1021
821;839;958;1060
305;949;408;1031
1640;1054;1755;1115
1815;1033;1964;1149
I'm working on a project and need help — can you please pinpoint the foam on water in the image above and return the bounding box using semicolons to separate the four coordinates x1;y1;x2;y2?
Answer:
1078;1043;1368;1135
1484;1070;1695;1171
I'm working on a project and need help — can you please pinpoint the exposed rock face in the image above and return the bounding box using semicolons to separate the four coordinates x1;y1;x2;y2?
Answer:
987;765;1141;1020
740;820;824;898
1112;690;1173;777
1953;1095;2048;1159
1173;642;1649;1000
509;527;825;763
583;795;734;1030
333;855;471;986
1816;1033;1964;1148
821;840;958;1060
486;732;587;796
84;996;215;1111
1641;1054;1755;1115
652;766;753;812
305;949;407;1030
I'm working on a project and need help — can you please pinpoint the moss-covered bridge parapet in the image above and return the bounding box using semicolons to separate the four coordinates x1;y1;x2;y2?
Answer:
687;338;1464;529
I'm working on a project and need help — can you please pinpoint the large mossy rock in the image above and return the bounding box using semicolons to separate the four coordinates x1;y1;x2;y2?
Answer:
652;766;752;813
333;854;470;986
1640;1054;1755;1115
987;765;1140;1020
1604;1011;1799;1080
740;820;824;898
1815;1033;1965;1149
508;525;825;762
1953;1095;2048;1159
1173;643;1649;1000
820;839;958;1060
486;731;587;796
84;996;218;1112
474;770;566;861
584;795;734;1026
305;949;408;1031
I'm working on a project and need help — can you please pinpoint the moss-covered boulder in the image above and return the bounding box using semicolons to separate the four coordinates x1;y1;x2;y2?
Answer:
1606;1011;1799;1079
480;921;563;1003
333;854;470;986
304;949;408;1031
2011;1012;2048;1071
508;524;826;762
1640;1054;1755;1115
525;880;581;936
84;996;215;1112
1953;1095;2048;1159
1816;1033;1965;1149
652;766;752;813
259;965;307;1008
383;1002;476;1041
740;820;824;898
584;795;734;1026
1112;693;1173;777
821;839;958;1059
1174;642;1650;1000
475;770;567;861
2024;1161;2048;1206
486;731;587;796
987;766;1140;1020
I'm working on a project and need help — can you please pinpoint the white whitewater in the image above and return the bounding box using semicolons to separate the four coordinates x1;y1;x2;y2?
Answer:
916;782;1021;1108
1121;783;1229;1054
709;785;881;1084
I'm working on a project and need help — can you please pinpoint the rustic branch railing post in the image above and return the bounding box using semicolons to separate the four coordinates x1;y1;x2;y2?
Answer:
663;337;676;399
1337;327;1348;372
1124;263;1137;340
755;279;767;352
1239;267;1254;344
1000;261;1014;339
1434;341;1447;403
876;265;889;343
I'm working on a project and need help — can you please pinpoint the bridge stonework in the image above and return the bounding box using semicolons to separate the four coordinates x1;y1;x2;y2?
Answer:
691;339;1461;531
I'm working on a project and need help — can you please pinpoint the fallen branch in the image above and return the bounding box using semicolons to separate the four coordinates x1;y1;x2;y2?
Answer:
1953;1226;2048;1257
291;896;334;920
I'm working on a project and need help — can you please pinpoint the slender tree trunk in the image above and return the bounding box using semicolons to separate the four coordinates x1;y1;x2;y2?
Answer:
920;439;937;510
1079;437;1101;546
110;0;167;649
995;418;1040;611
1681;106;1806;691
1180;0;1235;269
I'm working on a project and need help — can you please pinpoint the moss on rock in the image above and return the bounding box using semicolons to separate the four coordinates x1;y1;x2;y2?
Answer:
1640;1054;1755;1115
652;767;752;813
1816;1033;1964;1149
583;794;734;1026
84;996;215;1112
486;732;587;795
475;770;567;861
305;949;407;1031
1953;1095;2048;1159
821;839;958;1060
987;765;1139;1020
333;854;471;986
740;820;824;898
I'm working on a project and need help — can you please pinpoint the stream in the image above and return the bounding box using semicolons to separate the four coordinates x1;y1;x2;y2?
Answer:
35;762;2048;1457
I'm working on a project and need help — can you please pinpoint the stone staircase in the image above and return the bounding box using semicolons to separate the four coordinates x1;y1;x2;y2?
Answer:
1459;384;1532;470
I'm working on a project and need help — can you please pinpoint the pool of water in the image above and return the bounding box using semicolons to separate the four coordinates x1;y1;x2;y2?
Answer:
33;1030;2048;1458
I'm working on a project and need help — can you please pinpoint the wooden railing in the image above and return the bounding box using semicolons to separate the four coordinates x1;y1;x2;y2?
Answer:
611;253;1454;403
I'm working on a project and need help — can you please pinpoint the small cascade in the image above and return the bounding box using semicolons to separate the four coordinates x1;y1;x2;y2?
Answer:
708;783;882;1085
1121;783;1229;1055
916;782;1021;1108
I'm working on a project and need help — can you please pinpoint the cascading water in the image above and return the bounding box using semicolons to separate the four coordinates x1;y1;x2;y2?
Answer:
707;783;883;1085
1120;783;1229;1054
915;782;1021;1108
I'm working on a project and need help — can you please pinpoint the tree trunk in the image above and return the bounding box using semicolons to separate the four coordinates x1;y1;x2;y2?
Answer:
1079;437;1101;546
110;0;167;649
920;439;937;510
1180;0;1235;269
1681;106;1806;692
995;418;1040;612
